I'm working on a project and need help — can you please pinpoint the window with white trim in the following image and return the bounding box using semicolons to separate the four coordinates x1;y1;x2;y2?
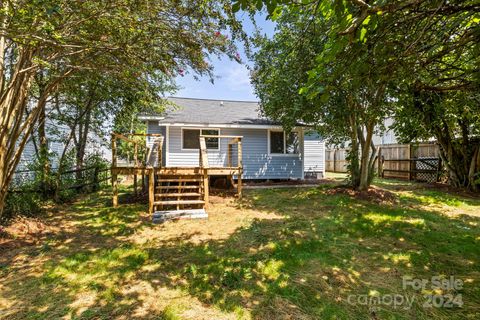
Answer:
182;128;219;150
269;130;299;154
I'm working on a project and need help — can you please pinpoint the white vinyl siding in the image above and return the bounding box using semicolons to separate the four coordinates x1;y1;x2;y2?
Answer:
160;125;303;179
303;132;325;173
145;122;327;179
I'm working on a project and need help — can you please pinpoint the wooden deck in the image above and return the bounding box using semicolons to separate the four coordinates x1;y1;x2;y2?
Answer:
112;166;241;176
110;132;243;219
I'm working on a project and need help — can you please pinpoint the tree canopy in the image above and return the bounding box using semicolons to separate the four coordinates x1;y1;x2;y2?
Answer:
0;0;244;215
240;0;480;190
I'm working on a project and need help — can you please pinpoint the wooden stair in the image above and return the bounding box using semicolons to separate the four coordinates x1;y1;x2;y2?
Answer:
151;170;208;223
155;192;201;197
153;199;205;206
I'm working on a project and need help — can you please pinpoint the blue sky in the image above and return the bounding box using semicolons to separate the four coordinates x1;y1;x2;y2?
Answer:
174;13;275;102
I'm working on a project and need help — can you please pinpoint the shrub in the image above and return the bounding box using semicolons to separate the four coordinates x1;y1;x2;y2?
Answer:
2;191;43;224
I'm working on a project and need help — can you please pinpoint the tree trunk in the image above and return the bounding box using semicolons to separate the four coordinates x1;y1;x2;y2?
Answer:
75;102;93;180
37;90;51;195
358;122;375;191
435;126;479;191
0;48;37;218
0;47;73;216
413;89;479;191
468;146;479;191
54;125;76;202
347;114;361;188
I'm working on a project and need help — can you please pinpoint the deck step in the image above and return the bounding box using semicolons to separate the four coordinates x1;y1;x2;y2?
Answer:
156;178;202;183
153;199;205;205
156;185;200;190
156;174;203;178
152;209;208;223
155;192;202;197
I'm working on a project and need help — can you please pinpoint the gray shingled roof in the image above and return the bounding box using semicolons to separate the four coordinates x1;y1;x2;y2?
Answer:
142;97;279;125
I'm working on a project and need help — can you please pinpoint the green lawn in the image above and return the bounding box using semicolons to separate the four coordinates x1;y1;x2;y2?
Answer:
1;177;479;319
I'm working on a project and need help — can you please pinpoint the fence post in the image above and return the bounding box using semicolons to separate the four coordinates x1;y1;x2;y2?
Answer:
408;144;412;181
377;147;382;177
93;166;99;191
333;149;337;173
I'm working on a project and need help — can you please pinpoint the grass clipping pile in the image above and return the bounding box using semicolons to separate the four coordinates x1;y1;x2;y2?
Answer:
0;216;57;250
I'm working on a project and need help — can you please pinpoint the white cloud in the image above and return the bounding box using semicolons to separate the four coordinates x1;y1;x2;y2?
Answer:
224;64;252;91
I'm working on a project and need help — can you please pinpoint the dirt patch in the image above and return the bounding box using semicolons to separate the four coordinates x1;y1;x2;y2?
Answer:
130;194;283;246
325;186;398;204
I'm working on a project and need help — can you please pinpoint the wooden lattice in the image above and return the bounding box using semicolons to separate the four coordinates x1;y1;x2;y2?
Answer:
413;158;440;183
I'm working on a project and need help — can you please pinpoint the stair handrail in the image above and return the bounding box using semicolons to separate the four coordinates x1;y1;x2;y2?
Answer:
199;136;209;169
157;136;164;168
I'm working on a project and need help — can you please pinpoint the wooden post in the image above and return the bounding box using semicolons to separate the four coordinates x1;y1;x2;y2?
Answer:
333;149;337;173
111;135;118;207
157;138;162;168
408;144;412;181
377;147;382;177
237;139;243;199
134;143;138;166
111;134;117;167
227;143;232;167
148;169;154;214
199;137;209;208
112;170;118;208
142;145;147;192
133;174;138;196
203;169;209;208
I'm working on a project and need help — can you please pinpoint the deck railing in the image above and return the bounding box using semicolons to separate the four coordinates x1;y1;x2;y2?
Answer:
112;132;244;211
111;132;164;207
111;132;164;168
200;135;243;198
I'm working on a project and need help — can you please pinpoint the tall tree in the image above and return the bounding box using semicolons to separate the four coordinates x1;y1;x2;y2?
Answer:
0;0;242;216
250;4;392;190
239;0;480;190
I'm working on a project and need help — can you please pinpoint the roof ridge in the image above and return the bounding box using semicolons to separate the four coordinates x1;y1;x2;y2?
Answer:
168;96;259;103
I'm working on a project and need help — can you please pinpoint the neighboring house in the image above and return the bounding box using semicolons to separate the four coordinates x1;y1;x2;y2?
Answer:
327;118;399;150
373;118;398;145
17;118;70;172
17;118;109;172
139;97;326;180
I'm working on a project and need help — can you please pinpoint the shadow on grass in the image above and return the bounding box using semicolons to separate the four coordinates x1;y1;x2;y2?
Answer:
1;184;479;319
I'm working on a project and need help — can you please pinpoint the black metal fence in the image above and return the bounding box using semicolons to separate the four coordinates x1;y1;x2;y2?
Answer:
10;165;111;194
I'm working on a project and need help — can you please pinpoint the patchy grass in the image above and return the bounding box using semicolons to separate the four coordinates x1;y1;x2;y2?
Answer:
1;179;479;319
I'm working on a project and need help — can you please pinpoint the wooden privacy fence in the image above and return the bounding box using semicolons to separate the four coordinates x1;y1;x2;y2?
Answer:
325;148;349;173
326;143;443;183
378;143;441;182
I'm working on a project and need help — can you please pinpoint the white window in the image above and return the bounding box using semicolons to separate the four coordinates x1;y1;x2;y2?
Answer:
269;130;299;155
182;128;219;150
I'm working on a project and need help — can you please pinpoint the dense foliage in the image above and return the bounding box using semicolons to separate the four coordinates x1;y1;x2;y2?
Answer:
0;0;244;216
240;0;480;190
